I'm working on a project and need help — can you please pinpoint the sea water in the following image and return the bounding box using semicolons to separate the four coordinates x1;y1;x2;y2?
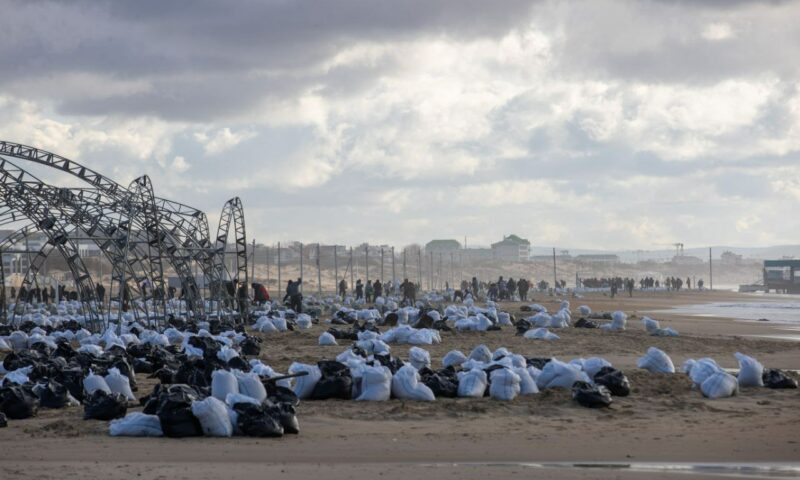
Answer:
660;296;800;324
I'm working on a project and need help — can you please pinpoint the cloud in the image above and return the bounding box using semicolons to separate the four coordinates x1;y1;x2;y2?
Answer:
171;155;190;173
0;0;798;249
194;128;256;155
702;22;734;41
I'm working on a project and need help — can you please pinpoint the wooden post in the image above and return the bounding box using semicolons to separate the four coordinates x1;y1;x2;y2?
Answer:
299;242;304;293
316;243;322;297
277;241;281;296
709;247;713;291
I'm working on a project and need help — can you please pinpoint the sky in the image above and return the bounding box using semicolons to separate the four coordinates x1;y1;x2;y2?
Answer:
1;0;799;250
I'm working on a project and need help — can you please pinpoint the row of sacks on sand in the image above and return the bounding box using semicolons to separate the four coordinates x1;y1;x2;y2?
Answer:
108;374;301;438
0;321;263;363
274;344;631;408
0;320;267;424
636;347;798;398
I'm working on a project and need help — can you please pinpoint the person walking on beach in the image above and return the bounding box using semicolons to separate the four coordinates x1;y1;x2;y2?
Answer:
283;278;303;313
338;278;347;298
355;279;364;300
365;280;374;303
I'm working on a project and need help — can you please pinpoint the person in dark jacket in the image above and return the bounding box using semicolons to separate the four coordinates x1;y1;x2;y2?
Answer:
374;279;383;299
338;279;347;298
518;278;529;301
401;278;415;305
283;278;303;313
355;280;364;300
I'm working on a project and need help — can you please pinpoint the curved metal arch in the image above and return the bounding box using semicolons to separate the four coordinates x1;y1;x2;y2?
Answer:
211;197;248;316
115;175;169;330
0;141;206;313
0;162;153;327
0;159;100;330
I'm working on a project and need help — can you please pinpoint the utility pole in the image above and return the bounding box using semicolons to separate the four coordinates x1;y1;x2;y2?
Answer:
417;248;422;288
552;247;557;288
277;242;281;296
403;248;407;280
266;245;270;295
391;246;396;286
350;246;354;289
334;245;338;293
429;250;434;290
365;243;369;283
380;247;384;284
299;242;304;293
316;243;322;297
251;238;256;283
709;247;713;291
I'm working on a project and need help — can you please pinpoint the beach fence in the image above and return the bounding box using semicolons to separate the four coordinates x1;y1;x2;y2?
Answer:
241;241;725;299
247;242;508;298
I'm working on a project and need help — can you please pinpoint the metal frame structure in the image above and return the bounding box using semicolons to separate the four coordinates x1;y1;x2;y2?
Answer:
0;141;249;331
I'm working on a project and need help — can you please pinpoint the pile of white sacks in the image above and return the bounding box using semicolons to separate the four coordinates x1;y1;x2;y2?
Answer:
288;343;620;402
636;346;769;399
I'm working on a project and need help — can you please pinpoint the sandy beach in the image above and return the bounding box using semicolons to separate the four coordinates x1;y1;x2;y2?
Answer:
1;290;799;480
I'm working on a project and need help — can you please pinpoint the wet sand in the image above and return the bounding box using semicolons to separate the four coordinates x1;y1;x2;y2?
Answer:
1;290;799;480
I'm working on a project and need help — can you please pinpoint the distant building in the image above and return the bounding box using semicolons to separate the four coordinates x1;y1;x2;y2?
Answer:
720;251;743;265
78;242;102;258
425;239;462;254
575;254;620;264
491;234;531;262
763;259;800;293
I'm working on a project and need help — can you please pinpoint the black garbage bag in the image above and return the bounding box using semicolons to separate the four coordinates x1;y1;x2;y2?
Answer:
133;358;154;374
83;390;128;420
374;354;404;374
514;319;532;336
421;370;458;398
574;317;599;329
188;335;221;358
156;385;204;437
36;380;71;408
762;369;799;389
174;360;210;388
240;336;262;356
0;385;39;419
310;361;352;400
55;368;85;402
233;402;284;437
264;383;299;407
327;328;358;341
30;341;54;358
0;412;7;427
55;340;77;360
3;350;43;371
572;381;613;408
150;367;176;384
526;357;552;370
593;367;631;397
227;356;251;372
266;403;299;434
